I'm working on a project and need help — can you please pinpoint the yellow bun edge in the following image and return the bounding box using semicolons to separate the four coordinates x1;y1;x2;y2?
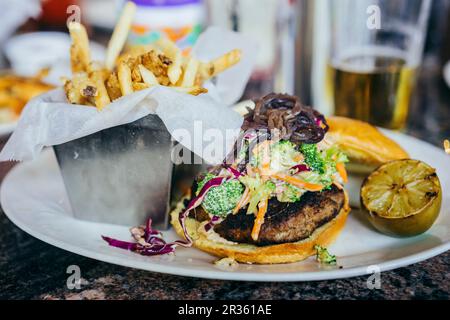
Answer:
170;190;351;264
326;116;409;168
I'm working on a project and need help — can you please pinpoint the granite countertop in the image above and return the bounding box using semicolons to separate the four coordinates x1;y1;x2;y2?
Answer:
0;62;449;300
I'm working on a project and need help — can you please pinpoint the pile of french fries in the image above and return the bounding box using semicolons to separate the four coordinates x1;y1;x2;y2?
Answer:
0;69;54;122
64;2;242;110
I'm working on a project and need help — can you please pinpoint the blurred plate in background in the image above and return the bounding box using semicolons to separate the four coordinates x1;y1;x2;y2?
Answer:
83;0;117;30
4;32;105;86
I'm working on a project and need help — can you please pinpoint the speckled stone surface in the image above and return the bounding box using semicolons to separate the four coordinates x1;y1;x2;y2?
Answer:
0;62;449;300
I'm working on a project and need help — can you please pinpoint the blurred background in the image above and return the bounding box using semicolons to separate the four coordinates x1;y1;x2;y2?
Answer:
0;0;449;146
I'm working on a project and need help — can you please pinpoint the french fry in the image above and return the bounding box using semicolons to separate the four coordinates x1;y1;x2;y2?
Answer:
105;1;136;70
156;38;182;84
64;72;96;106
117;45;161;68
34;67;50;81
87;61;110;77
89;70;111;110
132;82;151;91
68;22;91;73
127;62;141;83
105;73;122;101
117;62;134;95
198;49;242;81
141;50;171;86
181;57;199;87
138;64;159;86
170;86;208;96
124;44;157;59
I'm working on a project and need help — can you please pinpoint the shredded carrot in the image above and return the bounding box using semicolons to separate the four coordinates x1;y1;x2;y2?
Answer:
333;181;344;190
251;198;268;241
336;162;348;183
272;173;324;192
233;187;249;214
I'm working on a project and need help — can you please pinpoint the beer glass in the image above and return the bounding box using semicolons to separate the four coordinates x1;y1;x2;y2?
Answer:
326;0;431;130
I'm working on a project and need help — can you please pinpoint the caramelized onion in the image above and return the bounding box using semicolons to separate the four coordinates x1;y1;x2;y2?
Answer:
242;93;328;144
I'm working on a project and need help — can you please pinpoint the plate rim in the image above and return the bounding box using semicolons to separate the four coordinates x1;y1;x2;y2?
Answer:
1;133;449;282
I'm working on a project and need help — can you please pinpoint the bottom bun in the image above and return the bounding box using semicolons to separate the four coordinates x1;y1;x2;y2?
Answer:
170;191;351;264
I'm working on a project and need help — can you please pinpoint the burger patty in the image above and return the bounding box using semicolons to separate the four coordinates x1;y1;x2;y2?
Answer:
190;184;345;246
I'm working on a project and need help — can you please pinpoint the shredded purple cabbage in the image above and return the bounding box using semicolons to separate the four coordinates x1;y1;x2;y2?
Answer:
223;165;244;178
102;219;178;256
243;131;257;140
101;236;139;251
103;177;229;257
204;215;222;232
291;164;310;174
178;176;228;244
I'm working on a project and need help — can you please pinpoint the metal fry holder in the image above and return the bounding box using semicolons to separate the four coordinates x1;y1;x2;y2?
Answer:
54;114;206;230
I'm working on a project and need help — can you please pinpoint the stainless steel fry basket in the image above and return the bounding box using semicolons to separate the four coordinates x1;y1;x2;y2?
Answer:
54;114;205;229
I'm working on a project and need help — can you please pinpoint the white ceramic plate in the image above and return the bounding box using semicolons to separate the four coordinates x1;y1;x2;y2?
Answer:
1;131;449;282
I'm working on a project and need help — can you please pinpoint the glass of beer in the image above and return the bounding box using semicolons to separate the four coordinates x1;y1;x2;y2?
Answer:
326;0;431;130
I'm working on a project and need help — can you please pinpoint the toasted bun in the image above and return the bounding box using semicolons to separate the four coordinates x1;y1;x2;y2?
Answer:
170;191;350;264
326;116;409;173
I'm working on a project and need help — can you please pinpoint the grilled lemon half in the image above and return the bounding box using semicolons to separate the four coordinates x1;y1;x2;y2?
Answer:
361;159;442;237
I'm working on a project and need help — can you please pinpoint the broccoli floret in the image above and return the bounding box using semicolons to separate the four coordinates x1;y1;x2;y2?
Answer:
314;245;337;265
277;184;303;203
300;144;325;173
196;173;216;194
198;175;244;218
325;145;349;164
297;144;349;188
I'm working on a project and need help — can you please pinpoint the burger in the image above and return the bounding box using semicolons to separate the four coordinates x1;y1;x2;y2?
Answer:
171;93;351;264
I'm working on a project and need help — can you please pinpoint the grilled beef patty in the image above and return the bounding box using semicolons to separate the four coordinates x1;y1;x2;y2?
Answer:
190;184;345;246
